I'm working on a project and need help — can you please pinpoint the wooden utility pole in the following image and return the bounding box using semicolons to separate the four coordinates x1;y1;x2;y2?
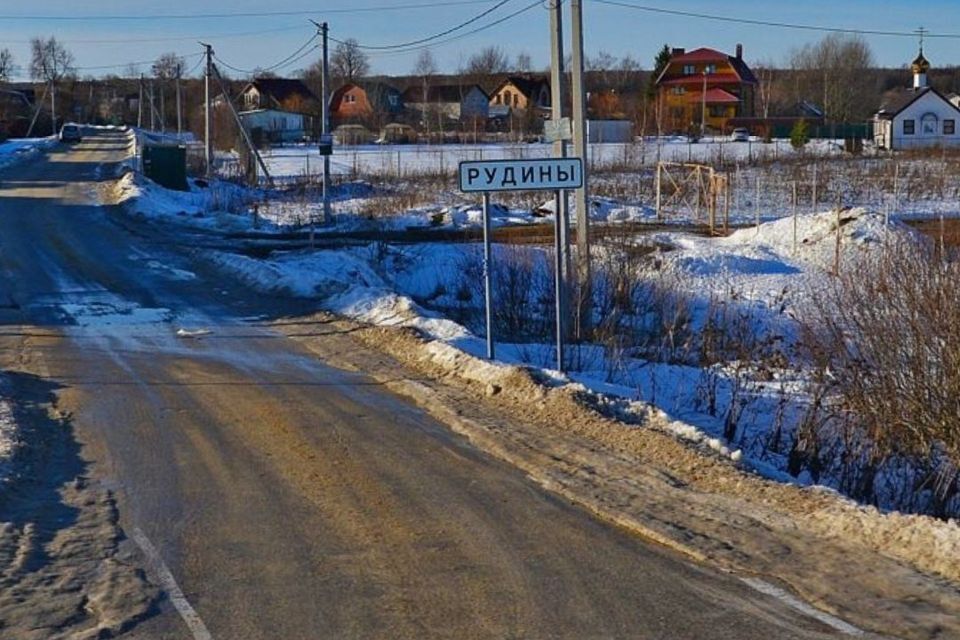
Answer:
570;0;591;338
137;74;144;129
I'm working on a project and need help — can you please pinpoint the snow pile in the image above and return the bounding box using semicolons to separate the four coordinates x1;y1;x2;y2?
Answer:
0;136;57;171
113;171;256;232
0;383;20;487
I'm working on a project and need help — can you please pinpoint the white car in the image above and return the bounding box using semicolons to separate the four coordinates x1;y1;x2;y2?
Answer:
59;124;82;143
730;127;749;142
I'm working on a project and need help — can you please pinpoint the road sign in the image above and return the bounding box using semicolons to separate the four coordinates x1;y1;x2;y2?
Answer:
544;117;572;142
459;158;583;193
318;134;333;156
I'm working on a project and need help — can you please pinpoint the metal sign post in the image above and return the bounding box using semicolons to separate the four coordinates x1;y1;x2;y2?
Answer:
459;158;583;372
482;192;494;360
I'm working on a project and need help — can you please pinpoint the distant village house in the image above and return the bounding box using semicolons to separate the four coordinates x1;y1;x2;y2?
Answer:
654;44;757;134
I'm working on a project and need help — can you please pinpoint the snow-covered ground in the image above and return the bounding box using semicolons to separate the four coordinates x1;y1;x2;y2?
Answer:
0;136;57;172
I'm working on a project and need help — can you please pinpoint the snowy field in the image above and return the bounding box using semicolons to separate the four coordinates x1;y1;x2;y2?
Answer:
256;137;844;181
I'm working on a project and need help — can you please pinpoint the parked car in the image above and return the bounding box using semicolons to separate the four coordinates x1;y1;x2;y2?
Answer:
730;127;749;142
59;124;82;143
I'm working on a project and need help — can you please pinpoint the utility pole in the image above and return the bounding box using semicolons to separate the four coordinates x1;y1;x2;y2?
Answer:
701;71;707;138
50;78;56;136
159;78;166;133
138;74;144;129
321;21;331;224
549;0;571;364
202;42;213;177
570;0;591;339
149;80;156;130
176;62;182;135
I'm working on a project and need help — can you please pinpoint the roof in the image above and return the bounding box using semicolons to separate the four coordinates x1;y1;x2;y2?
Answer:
690;88;741;104
491;75;549;99
875;86;960;119
401;84;487;104
670;47;729;63
656;47;757;86
244;77;318;104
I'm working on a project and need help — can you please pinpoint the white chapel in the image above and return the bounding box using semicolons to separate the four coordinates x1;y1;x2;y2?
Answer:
873;46;960;150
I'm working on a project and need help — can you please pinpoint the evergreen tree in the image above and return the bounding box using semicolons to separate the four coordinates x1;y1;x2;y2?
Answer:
646;44;671;100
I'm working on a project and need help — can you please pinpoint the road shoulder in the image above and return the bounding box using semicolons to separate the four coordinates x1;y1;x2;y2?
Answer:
275;311;960;640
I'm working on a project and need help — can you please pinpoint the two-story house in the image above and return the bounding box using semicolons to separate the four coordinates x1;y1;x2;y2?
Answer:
655;44;757;134
488;76;551;115
329;82;404;127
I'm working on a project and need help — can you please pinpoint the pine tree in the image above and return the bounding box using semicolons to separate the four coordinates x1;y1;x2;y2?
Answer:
646;44;671;100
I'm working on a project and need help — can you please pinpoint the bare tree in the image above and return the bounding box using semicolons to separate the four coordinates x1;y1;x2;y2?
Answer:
0;49;16;83
789;34;875;122
151;53;185;132
466;46;510;76
330;38;370;83
413;49;437;132
413;48;437;78
515;52;532;73
30;36;75;134
753;58;779;119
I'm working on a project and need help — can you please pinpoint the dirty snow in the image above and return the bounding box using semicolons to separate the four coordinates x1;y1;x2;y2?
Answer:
0;136;57;171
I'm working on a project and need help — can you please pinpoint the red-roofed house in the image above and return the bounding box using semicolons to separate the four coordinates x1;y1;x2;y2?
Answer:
655;44;757;134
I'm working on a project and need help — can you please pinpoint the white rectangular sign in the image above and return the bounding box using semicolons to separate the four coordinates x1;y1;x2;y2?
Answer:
459;158;583;193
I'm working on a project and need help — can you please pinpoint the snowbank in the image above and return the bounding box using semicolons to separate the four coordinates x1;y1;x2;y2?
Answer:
0;137;57;171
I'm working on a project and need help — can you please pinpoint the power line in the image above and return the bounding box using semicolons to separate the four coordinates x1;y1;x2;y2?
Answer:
0;25;311;46
332;0;513;50
0;1;498;21
214;33;318;75
590;0;960;39
332;0;540;56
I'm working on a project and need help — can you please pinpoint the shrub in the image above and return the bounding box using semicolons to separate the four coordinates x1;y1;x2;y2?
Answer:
790;118;809;150
800;239;960;515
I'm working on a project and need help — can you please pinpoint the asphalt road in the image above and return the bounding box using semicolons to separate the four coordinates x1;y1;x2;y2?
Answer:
0;131;846;639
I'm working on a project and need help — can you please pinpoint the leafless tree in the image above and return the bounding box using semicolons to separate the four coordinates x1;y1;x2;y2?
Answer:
0;49;16;83
413;49;437;132
515;52;532;73
466;46;510;76
413;49;437;78
788;34;875;122
330;38;370;83
753;58;779;119
30;36;74;133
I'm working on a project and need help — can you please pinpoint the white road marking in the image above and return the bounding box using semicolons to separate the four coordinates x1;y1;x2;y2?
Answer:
740;577;864;636
130;527;214;640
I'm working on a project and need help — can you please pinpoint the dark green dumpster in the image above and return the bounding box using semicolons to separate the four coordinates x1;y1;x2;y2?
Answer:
142;144;188;191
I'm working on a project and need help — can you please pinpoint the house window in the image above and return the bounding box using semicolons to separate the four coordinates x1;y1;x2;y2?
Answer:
704;64;716;74
494;95;501;104
345;94;356;104
683;64;696;75
709;105;726;117
903;119;915;135
503;90;512;106
671;86;685;95
388;94;398;107
946;119;956;135
921;113;938;135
